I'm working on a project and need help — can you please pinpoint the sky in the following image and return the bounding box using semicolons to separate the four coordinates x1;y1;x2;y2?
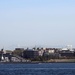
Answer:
0;0;75;49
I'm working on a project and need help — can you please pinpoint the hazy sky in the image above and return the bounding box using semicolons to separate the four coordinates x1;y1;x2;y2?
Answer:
0;0;75;49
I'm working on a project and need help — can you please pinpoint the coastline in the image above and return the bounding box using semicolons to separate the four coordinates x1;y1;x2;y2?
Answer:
1;59;75;64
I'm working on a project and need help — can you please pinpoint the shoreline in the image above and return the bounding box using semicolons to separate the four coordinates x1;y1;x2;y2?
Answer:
1;59;75;64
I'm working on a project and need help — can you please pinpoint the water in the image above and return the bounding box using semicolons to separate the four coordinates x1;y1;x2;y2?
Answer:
0;63;75;75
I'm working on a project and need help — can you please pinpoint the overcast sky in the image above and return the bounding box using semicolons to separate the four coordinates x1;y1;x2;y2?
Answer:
0;0;75;49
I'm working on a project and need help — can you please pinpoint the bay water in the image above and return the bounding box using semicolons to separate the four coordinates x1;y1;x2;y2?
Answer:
0;63;75;75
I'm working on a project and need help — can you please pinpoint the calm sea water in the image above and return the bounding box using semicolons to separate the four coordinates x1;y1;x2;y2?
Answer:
0;63;75;75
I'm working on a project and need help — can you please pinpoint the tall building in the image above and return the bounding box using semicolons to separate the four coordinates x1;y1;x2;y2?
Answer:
23;49;39;59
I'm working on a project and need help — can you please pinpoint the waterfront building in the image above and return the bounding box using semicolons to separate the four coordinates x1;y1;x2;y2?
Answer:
61;45;74;52
38;50;44;56
23;49;39;59
59;48;74;58
13;48;24;57
15;48;24;50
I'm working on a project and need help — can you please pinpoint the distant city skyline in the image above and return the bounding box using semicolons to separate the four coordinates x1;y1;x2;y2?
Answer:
0;0;75;49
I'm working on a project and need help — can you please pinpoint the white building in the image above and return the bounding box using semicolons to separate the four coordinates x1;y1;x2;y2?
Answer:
61;45;74;52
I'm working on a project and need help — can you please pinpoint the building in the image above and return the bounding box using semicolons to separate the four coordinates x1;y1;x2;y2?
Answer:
43;48;60;59
23;49;39;59
60;45;74;52
15;48;24;50
38;50;44;56
59;50;74;57
13;48;24;57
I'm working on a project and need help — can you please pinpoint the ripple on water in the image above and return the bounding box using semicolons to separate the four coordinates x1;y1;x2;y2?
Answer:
0;63;75;75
